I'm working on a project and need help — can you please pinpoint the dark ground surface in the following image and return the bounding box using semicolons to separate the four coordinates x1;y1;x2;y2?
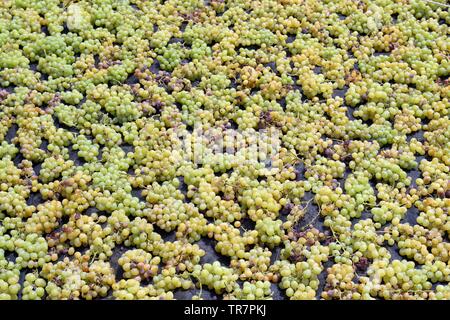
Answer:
4;4;442;295
3;74;429;300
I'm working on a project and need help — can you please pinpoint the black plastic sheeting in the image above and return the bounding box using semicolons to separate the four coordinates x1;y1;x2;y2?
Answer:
1;47;433;299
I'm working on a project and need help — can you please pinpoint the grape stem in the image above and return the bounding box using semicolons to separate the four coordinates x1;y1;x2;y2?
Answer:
298;200;320;231
420;0;450;8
